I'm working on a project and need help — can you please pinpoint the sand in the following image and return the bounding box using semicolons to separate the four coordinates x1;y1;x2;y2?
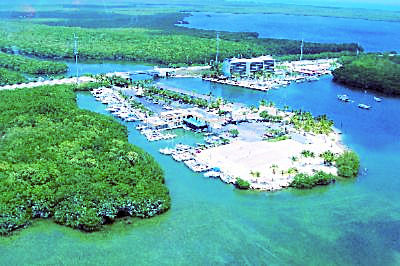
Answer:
196;135;344;190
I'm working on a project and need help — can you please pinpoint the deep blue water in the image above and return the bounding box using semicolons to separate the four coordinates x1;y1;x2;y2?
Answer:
179;12;400;52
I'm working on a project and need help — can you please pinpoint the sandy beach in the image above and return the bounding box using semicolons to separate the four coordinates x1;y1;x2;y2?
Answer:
196;135;344;191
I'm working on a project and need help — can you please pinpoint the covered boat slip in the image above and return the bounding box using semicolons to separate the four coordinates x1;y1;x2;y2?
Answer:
183;117;208;130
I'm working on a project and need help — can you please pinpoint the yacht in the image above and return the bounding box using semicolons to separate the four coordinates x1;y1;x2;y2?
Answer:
358;104;371;110
337;94;350;102
374;96;382;102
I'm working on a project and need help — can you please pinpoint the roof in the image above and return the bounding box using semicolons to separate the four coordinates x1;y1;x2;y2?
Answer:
183;117;207;128
230;55;275;64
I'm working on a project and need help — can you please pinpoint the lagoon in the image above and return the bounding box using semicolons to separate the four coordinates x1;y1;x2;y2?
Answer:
1;75;399;265
179;12;400;52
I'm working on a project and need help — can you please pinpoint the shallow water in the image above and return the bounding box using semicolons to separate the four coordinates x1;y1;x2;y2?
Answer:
179;12;400;52
1;76;399;265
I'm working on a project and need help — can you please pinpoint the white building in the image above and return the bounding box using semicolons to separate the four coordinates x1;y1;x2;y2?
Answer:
227;56;275;76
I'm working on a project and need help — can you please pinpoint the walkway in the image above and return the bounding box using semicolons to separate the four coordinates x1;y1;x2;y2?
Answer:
0;77;94;91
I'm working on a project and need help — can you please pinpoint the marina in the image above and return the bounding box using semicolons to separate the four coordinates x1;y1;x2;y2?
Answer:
1;1;400;265
89;75;347;191
202;58;335;91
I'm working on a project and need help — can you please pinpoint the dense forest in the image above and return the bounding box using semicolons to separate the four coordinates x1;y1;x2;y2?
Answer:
333;54;400;95
0;85;170;235
0;67;27;85
0;52;67;75
0;18;361;66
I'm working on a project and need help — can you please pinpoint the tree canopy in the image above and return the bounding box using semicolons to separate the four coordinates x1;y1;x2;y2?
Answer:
0;20;361;67
333;54;400;95
0;84;170;235
0;52;67;75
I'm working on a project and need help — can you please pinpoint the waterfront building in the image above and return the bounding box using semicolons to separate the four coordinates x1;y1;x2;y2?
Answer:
226;56;275;76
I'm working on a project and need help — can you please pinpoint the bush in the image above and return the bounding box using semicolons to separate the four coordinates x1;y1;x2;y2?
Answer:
229;129;239;137
235;178;250;190
335;151;360;178
290;171;335;189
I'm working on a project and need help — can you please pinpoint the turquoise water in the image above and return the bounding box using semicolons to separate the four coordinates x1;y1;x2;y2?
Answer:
179;12;400;52
1;76;399;265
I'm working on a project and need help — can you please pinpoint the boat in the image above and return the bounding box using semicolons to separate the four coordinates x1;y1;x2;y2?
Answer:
172;153;184;162
358;104;371;110
159;148;174;155
204;171;220;178
374;96;382;102
337;94;350;102
136;125;147;130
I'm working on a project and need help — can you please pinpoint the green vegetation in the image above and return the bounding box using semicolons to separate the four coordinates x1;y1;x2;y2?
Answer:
235;178;250;190
97;74;132;88
74;81;107;91
0;67;27;85
129;99;154;116
0;52;67;75
144;85;222;109
259;111;283;122
320;151;337;166
267;135;290;142
335;151;360;178
5;2;400;22
229;129;239;138
0;85;170;235
290;171;335;189
291;111;334;135
286;167;299;175
301;150;315;158
333;54;400;95
0;20;360;66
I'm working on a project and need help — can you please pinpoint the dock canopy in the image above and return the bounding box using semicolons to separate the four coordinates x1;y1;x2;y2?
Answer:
183;117;207;130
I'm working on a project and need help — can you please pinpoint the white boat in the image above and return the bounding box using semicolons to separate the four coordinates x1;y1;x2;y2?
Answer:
358;104;371;110
159;148;174;155
337;94;350;102
204;171;220;178
125;117;137;122
172;153;184;162
374;97;382;102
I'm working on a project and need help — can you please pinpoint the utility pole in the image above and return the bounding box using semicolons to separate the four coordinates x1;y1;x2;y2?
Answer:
74;33;79;84
300;39;304;61
216;32;220;64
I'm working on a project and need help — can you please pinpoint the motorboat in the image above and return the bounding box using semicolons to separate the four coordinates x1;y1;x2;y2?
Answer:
358;104;371;110
374;96;382;102
337;94;350;102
